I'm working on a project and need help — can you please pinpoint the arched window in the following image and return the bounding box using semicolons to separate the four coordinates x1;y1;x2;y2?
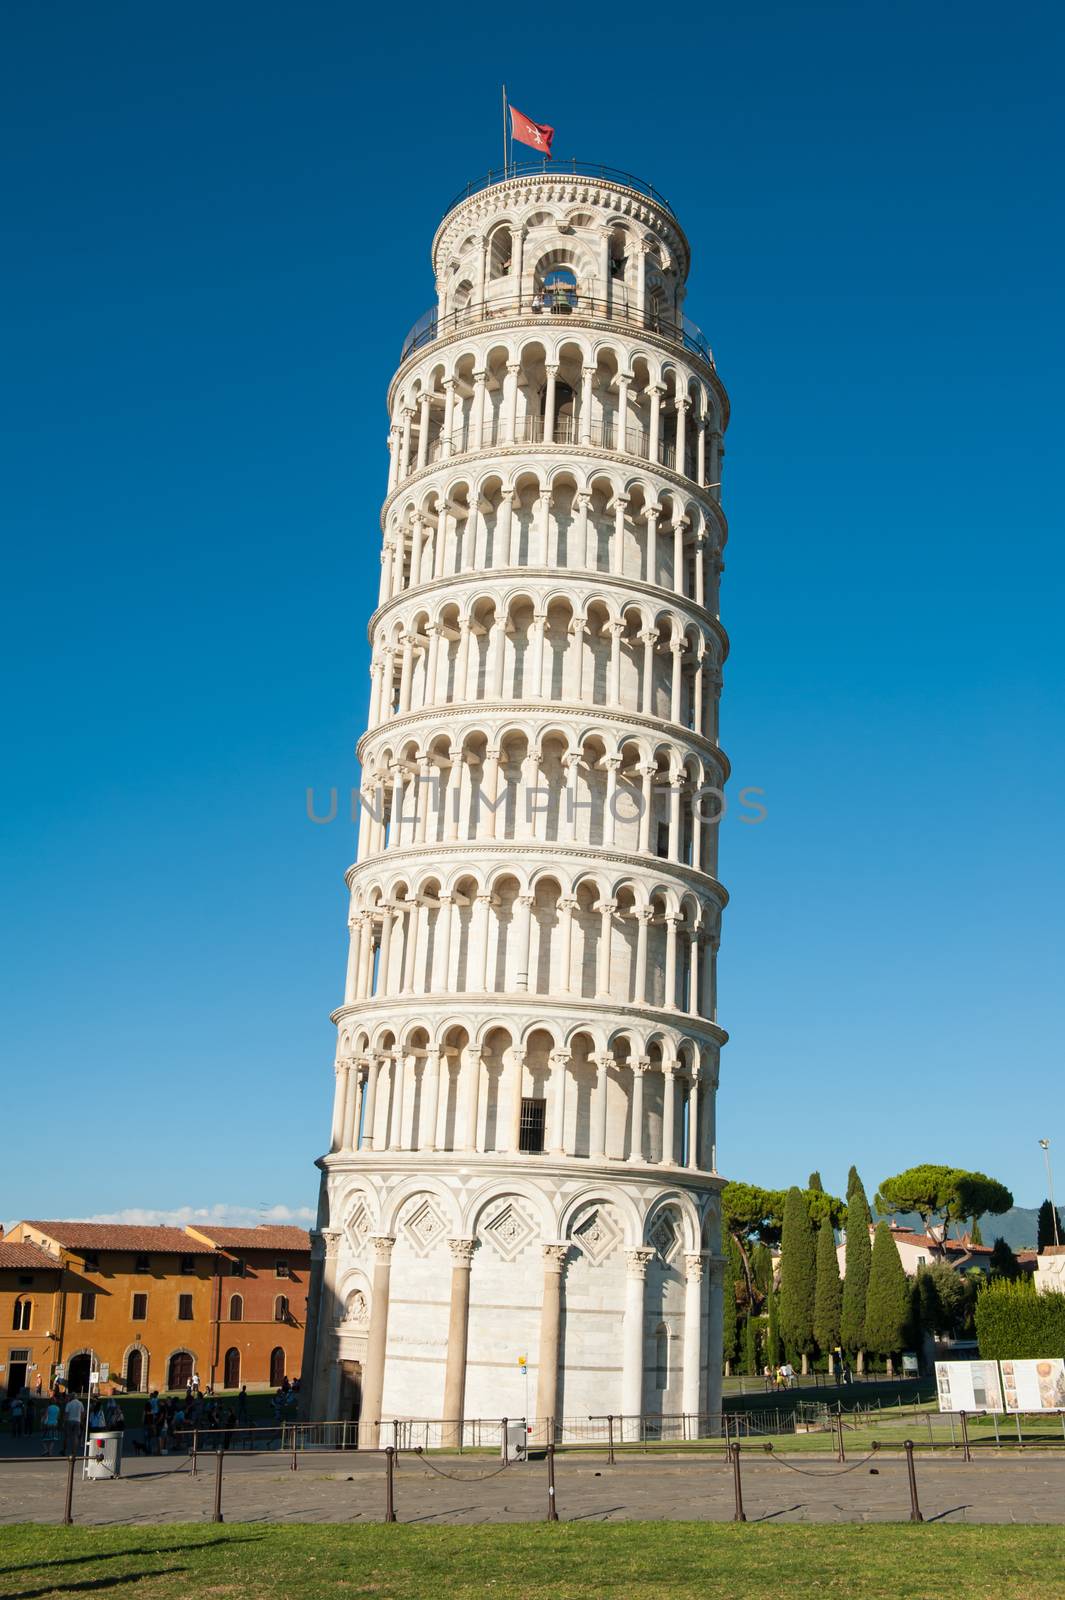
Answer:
269;1347;286;1387
229;1294;243;1323
542;268;577;313
274;1295;289;1323
167;1350;194;1391
12;1297;31;1331
125;1347;144;1392
223;1347;241;1389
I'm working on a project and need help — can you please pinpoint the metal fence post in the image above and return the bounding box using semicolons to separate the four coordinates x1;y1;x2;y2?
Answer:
546;1440;559;1521
62;1453;76;1526
722;1411;731;1463
959;1410;971;1462
191;1429;198;1477
836;1406;846;1464
291;1424;299;1472
904;1439;922;1522
384;1446;397;1522
212;1451;224;1524
607;1414;615;1466
731;1442;746;1521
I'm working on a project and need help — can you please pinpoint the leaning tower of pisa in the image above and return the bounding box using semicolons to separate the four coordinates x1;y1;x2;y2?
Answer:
304;162;730;1441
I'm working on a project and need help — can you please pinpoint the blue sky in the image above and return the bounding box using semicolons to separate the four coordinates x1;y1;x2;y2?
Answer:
2;1;1062;1226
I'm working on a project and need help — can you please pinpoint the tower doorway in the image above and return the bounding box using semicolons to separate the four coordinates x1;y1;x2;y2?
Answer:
339;1359;362;1446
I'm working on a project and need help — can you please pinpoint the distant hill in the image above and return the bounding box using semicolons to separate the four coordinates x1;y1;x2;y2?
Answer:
872;1206;1041;1252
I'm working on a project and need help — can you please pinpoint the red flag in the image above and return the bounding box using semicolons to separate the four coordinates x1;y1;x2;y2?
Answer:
510;106;554;159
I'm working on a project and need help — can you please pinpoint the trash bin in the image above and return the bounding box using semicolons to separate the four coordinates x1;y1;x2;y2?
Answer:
503;1420;528;1463
84;1431;123;1479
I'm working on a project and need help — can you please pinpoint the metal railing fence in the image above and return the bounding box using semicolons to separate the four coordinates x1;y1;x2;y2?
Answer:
400;292;714;368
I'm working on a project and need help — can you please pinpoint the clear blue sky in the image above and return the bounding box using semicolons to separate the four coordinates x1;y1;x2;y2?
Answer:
2;1;1062;1227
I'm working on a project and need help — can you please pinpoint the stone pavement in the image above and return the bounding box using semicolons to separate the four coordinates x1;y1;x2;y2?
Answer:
1;1450;1064;1526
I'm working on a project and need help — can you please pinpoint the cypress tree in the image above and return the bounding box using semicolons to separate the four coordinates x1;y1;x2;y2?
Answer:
1038;1199;1064;1252
808;1171;824;1192
864;1220;911;1363
766;1284;781;1366
841;1168;872;1360
744;1313;758;1376
813;1219;842;1357
779;1185;817;1367
989;1237;1020;1280
970;1217;983;1246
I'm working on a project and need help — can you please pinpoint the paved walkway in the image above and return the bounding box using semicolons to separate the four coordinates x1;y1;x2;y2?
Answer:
1;1450;1064;1526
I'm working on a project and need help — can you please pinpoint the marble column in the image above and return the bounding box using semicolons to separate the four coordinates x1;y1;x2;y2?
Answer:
535;1243;569;1441
622;1248;655;1437
441;1238;476;1442
682;1253;706;1419
360;1235;396;1449
628;1058;648;1162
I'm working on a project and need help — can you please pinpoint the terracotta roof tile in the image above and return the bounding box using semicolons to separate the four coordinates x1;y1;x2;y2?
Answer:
0;1241;63;1271
20;1222;212;1253
186;1225;310;1251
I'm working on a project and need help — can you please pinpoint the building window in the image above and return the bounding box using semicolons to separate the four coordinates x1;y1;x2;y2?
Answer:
178;1294;193;1321
132;1293;148;1321
180;1255;195;1276
274;1295;289;1323
223;1347;241;1388
80;1293;96;1321
230;1258;245;1277
269;1347;285;1386
519;1097;547;1154
12;1297;32;1332
229;1294;243;1323
135;1254;150;1274
83;1253;99;1273
275;1259;290;1279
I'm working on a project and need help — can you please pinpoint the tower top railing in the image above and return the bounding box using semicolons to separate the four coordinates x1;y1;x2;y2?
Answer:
400;292;714;369
440;160;676;223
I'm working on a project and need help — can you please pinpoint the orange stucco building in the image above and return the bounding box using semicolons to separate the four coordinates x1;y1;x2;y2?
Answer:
3;1221;310;1396
0;1241;63;1399
184;1225;310;1392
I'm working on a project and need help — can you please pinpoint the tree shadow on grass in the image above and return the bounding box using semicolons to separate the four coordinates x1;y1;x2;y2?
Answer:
0;1535;262;1578
10;1566;187;1598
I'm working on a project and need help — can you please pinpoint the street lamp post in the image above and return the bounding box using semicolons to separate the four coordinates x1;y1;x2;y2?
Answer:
1039;1140;1061;1247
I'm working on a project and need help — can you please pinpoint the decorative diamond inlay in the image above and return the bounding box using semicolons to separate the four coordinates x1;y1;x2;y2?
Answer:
571;1204;622;1267
402;1196;448;1257
343;1198;371;1253
648;1211;680;1263
480;1197;536;1262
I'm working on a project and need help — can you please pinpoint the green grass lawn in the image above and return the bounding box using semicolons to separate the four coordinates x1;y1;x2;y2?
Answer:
1;1524;1061;1600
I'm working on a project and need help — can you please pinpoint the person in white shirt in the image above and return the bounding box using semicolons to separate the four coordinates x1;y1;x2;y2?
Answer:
63;1395;84;1456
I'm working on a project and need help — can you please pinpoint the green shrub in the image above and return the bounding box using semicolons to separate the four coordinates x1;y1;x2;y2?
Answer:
974;1280;1065;1359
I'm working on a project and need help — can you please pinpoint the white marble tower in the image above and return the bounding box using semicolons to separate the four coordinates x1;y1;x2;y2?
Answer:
305;162;730;1442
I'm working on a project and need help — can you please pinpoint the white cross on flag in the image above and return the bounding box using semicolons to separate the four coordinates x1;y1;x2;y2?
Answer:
510;106;554;159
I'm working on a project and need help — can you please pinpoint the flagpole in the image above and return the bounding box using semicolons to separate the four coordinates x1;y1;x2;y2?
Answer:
502;84;508;180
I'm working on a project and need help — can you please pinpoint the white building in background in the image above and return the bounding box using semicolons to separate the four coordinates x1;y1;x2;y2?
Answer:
303;162;731;1441
1035;1246;1065;1293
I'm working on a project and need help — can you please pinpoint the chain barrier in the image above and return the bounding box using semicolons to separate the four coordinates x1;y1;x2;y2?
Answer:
404;1446;512;1484
760;1442;882;1477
